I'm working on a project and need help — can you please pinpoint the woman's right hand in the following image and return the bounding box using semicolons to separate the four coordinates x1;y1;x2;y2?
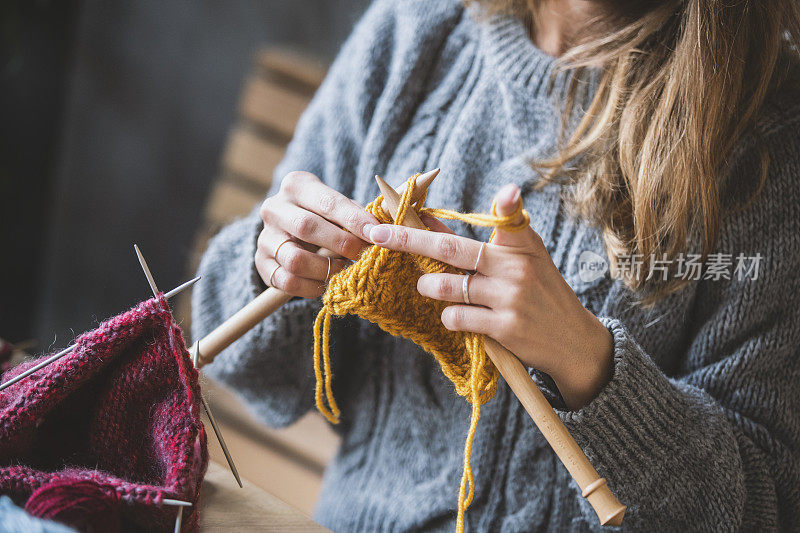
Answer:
255;171;380;298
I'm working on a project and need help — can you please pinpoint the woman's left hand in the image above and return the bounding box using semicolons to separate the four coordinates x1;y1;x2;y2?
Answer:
368;184;614;410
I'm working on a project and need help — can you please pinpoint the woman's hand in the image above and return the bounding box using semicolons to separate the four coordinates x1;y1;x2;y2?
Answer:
256;171;379;298
368;184;614;409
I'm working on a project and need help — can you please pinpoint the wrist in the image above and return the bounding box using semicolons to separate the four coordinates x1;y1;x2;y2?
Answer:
552;313;614;410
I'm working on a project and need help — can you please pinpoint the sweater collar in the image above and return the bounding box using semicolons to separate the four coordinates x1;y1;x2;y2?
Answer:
478;10;608;105
480;13;571;99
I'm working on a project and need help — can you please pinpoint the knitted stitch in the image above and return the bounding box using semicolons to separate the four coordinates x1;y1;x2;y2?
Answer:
314;173;530;531
0;295;208;532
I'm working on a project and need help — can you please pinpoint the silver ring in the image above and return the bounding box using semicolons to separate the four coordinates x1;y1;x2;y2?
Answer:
268;265;281;288
462;274;472;305
324;256;332;282
274;237;293;262
471;242;486;274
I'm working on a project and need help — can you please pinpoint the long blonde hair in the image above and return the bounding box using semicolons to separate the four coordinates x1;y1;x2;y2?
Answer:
470;0;800;302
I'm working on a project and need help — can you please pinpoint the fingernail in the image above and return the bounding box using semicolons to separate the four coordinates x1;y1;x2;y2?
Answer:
362;223;375;240
370;225;391;244
500;184;519;205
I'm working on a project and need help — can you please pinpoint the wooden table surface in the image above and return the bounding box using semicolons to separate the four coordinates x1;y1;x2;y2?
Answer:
200;461;329;532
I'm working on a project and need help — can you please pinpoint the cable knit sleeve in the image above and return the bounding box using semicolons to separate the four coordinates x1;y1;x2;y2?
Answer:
191;0;398;428
557;116;800;531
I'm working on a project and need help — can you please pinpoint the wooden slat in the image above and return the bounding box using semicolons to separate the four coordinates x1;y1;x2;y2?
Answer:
222;127;285;188
204;181;262;227
257;48;327;89
240;77;310;139
174;227;218;332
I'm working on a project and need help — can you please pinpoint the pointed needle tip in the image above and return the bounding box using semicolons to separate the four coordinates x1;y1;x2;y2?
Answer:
415;168;440;193
374;174;391;191
165;276;201;299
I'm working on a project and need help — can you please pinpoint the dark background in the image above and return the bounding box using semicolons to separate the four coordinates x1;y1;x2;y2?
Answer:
0;0;369;351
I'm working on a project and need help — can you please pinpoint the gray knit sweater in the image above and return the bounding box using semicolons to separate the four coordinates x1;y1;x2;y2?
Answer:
192;1;800;531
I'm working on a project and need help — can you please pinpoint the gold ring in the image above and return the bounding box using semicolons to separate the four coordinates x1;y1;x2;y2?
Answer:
274;237;293;262
462;274;472;305
325;256;332;282
268;265;281;288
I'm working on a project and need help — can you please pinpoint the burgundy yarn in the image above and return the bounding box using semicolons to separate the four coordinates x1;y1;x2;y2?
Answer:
25;480;121;533
0;296;209;532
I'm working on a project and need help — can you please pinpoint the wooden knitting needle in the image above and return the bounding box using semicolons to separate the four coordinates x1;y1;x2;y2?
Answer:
374;175;626;527
134;245;243;488
0;276;200;393
192;168;441;368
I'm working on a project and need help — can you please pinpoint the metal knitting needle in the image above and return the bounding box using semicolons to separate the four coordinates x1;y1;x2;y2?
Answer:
0;276;200;393
163;499;192;507
134;245;242;488
134;244;161;295
191;167;441;368
193;342;243;487
173;507;183;533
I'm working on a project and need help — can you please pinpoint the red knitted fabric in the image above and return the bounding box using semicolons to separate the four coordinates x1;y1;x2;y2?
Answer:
0;295;208;532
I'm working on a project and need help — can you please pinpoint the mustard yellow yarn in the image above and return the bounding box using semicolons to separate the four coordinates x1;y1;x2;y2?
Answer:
313;173;530;532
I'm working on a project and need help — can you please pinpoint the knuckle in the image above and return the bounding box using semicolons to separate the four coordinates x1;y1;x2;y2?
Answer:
317;193;336;216
394;228;409;248
253;251;264;273
293;215;317;238
505;284;525;304
282;274;302;294
281;170;310;191
281;249;304;275
254;255;272;285
344;211;363;232
510;258;535;280
437;236;459;262
257;235;274;258
446;306;467;329
280;174;296;193
496;319;516;341
436;276;453;298
336;235;359;258
508;311;526;336
493;311;516;338
259;198;274;221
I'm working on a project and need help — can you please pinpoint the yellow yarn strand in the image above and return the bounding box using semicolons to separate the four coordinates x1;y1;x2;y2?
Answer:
312;173;529;532
313;311;340;424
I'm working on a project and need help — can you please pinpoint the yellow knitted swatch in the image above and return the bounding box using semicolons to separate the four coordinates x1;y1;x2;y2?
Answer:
313;173;530;532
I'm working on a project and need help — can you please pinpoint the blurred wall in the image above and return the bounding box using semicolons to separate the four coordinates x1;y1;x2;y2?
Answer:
0;1;79;345
17;1;368;348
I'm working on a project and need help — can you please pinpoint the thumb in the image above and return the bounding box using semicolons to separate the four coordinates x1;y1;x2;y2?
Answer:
490;184;536;248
